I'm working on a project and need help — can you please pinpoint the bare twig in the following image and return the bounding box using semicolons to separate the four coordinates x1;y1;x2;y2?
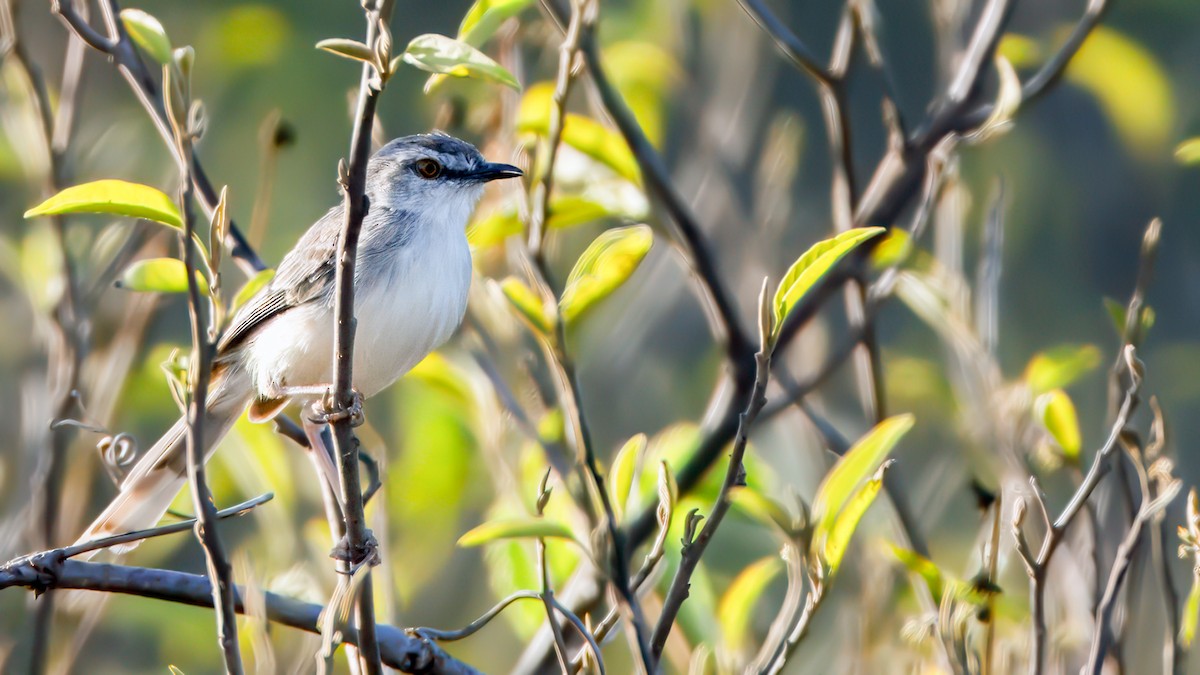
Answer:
734;0;830;83
176;96;244;674
323;2;396;673
0;559;481;674
649;280;773;665
51;0;266;274
1086;460;1182;674
11;493;273;563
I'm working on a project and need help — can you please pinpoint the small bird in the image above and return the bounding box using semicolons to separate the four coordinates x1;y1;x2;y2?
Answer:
76;132;522;549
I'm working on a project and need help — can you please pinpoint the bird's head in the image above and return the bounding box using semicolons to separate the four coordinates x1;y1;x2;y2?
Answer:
366;133;523;215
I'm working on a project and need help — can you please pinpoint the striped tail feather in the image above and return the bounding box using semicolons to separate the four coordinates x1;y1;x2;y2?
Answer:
74;367;251;556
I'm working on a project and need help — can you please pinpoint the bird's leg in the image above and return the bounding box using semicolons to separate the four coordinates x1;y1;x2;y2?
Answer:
271;384;366;427
299;417;345;514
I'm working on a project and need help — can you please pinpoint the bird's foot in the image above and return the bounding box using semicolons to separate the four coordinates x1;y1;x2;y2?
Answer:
304;388;365;427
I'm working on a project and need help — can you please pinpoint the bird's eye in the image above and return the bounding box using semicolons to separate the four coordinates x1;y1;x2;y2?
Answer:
415;159;442;179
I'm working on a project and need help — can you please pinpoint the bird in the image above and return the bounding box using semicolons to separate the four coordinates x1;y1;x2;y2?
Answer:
74;132;522;551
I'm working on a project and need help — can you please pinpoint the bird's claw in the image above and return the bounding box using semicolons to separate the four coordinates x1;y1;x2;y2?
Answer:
307;388;365;427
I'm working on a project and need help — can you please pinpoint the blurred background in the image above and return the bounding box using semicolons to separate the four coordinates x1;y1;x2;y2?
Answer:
0;0;1198;673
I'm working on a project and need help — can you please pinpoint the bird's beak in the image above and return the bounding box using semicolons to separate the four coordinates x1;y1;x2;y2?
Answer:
471;162;524;182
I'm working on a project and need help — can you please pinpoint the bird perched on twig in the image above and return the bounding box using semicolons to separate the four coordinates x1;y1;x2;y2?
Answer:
75;132;522;551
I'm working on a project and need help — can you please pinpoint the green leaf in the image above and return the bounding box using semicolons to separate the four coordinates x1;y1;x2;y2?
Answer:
518;83;641;184
559;225;653;323
819;461;891;575
231;269;274;313
402;33;519;91
1024;343;1102;395
997;33;1042;68
458;0;536;47
24;179;182;228
890;545;947;604
731;487;797;537
1066;25;1174;157
772;228;885;340
458;517;576;547
602;41;680;146
718;556;783;657
120;9;173;65
1182;576;1200;647
468;196;635;249
1036;389;1082;461
116;258;208;295
1175;138;1200;166
315;38;376;65
1103;297;1155;341
610;433;647;520
499;276;555;335
869;228;912;270
811;415;914;552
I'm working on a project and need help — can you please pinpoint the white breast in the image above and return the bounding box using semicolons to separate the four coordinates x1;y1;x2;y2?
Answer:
242;205;474;400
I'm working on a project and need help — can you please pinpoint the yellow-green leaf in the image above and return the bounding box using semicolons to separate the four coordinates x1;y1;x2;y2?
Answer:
890;545;947;604
1176;138;1200;166
1024;344;1101;395
602;41;680;146
773;228;885;339
467;210;523;249
458;0;536;46
518;83;640;184
811;415;913;541
468;196;627;249
1183;576;1200;647
819;461;890;575
24;179;182;228
315;38;375;65
997;33;1042;68
718;556;782;656
559;225;653;323
731;487;796;537
1066;25;1174;156
402;33;519;91
120;9;173;65
457;518;576;547
1036;389;1082;461
116;258;208;295
1104;297;1155;341
231;268;274;312
499;276;554;335
610;433;648;520
869;228;912;270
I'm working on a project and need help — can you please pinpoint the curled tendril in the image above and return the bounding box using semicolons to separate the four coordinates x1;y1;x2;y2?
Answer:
96;432;138;485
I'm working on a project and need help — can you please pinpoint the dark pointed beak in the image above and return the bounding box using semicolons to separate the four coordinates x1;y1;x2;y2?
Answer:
471;162;524;182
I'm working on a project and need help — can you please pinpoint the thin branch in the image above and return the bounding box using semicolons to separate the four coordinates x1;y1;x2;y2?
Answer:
323;2;395;673
51;0;266;274
1086;475;1183;673
417;591;544;641
177;105;244;674
6;493;273;568
649;280;773;665
0;559;481;674
521;1;653;668
543;0;754;367
1021;348;1140;675
734;0;830;83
